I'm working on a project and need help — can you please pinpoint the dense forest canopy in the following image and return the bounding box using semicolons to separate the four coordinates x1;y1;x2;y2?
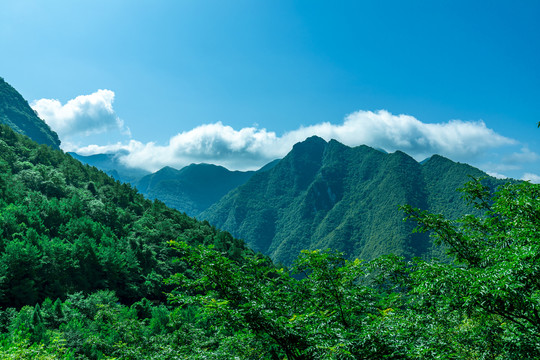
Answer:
0;123;252;306
0;123;259;357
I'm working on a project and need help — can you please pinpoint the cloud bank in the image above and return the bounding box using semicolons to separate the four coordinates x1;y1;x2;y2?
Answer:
523;173;540;184
73;110;516;172
502;147;540;164
31;90;129;140
32;90;533;180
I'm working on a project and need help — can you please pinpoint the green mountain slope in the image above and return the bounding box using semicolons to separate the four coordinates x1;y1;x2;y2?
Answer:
135;163;256;217
0;77;61;149
201;136;504;265
69;152;280;216
0;123;251;308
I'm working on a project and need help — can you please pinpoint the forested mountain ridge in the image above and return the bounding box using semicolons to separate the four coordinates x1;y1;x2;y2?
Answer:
0;79;538;358
134;163;256;217
70;152;280;216
201;136;504;265
0;123;251;308
0;77;61;149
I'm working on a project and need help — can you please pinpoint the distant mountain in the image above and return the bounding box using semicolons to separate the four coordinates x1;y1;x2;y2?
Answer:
135;160;279;217
201;136;505;265
0;77;61;149
68;151;150;183
69;149;280;215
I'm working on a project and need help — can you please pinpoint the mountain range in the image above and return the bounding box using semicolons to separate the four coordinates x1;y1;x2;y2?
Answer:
200;136;504;265
1;76;506;266
70;152;280;217
68;151;151;184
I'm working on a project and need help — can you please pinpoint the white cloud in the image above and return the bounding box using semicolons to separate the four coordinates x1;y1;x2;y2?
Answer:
279;110;516;160
502;147;540;164
73;110;517;172
522;173;540;184
486;172;509;180
75;123;281;172
31;89;129;139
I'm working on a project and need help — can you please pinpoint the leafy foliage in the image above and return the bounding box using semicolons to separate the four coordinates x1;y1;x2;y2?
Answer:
0;124;251;307
165;179;540;359
402;179;540;355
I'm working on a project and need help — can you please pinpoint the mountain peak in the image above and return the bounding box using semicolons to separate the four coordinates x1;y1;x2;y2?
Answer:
155;166;181;175
293;135;327;148
136;163;256;216
289;136;328;160
423;154;453;164
202;138;506;265
0;77;61;149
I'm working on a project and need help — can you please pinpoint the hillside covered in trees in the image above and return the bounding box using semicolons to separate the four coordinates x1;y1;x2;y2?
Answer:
0;123;252;308
0;78;61;149
202;136;504;265
0;123;260;357
134;164;257;217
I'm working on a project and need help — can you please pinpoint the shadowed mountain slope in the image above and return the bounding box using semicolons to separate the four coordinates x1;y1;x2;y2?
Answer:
0;77;61;149
135;163;257;217
201;136;504;265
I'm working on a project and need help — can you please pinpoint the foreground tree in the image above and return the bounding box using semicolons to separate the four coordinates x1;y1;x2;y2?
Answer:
403;179;540;357
0;179;538;359
168;242;410;359
170;179;540;359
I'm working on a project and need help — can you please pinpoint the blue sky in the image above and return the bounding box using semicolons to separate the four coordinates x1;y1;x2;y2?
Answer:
1;1;539;181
